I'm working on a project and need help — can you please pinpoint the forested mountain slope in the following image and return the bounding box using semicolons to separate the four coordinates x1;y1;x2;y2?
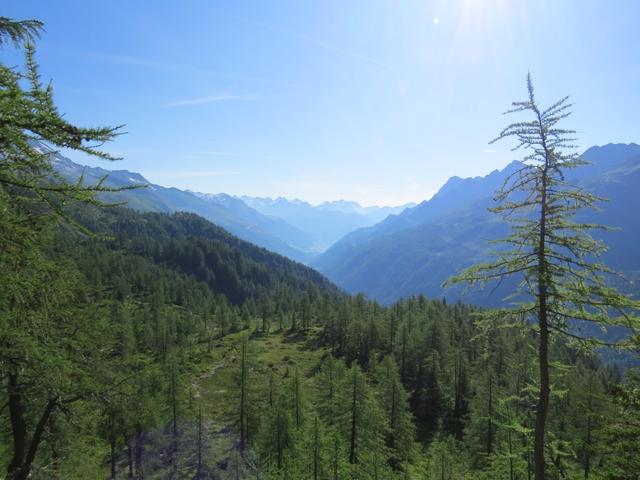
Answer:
70;206;340;305
314;144;640;304
34;213;637;478
6;152;638;479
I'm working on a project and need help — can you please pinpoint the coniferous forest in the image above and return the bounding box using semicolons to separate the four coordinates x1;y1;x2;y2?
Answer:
2;12;640;480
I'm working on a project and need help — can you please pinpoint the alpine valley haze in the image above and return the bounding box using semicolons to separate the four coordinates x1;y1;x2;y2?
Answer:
1;3;640;480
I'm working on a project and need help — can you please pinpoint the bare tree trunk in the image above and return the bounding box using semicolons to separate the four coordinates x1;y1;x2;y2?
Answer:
584;378;592;479
400;328;407;383
332;434;339;480
313;417;320;480
534;162;550;480
7;372;59;480
170;367;179;478
7;373;28;477
487;373;493;456
505;404;515;480
48;416;60;479
7;391;58;480
349;372;358;464
171;368;178;440
197;404;203;478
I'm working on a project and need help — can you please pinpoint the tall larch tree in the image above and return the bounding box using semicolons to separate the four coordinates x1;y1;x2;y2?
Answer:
0;16;132;480
448;74;640;480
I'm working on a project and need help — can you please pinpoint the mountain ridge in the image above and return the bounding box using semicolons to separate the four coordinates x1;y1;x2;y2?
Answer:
241;195;415;252
44;144;414;263
314;143;640;304
42;144;313;262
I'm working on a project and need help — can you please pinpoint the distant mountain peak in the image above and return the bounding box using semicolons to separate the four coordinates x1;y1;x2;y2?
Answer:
434;175;464;197
31;140;151;186
432;159;521;202
314;143;640;304
107;169;148;184
581;142;640;161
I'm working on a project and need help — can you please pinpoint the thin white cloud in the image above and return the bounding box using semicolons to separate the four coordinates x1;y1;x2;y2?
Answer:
80;51;297;88
111;148;162;157
148;170;241;180
89;52;175;70
186;139;240;146
481;148;497;154
199;151;281;160
166;93;262;107
240;17;395;70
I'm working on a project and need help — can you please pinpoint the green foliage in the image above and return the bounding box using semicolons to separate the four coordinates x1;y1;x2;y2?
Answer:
448;73;640;346
1;17;638;480
0;14;134;480
0;17;42;47
602;369;640;479
447;73;640;480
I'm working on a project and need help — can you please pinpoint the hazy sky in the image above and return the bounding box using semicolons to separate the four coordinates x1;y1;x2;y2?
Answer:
4;0;639;206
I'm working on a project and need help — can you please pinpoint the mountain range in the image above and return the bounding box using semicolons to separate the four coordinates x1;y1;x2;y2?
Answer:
241;196;413;252
42;143;410;264
45;141;640;306
313;143;640;304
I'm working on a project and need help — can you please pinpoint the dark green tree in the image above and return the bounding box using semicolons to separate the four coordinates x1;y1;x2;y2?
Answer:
374;356;416;470
602;368;640;479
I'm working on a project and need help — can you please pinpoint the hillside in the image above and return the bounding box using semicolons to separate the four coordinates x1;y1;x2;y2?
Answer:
69;206;340;305
314;144;640;304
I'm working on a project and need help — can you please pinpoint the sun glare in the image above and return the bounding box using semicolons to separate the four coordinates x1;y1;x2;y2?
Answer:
451;0;522;62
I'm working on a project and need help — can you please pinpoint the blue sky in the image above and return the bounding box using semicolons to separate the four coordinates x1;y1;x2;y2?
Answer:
4;0;639;206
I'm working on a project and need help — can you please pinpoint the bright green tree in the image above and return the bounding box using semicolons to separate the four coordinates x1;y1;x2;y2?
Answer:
0;16;129;479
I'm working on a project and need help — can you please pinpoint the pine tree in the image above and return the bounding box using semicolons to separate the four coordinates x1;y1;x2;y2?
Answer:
447;73;640;480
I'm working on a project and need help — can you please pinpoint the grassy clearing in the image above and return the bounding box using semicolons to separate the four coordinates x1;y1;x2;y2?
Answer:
195;326;328;426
